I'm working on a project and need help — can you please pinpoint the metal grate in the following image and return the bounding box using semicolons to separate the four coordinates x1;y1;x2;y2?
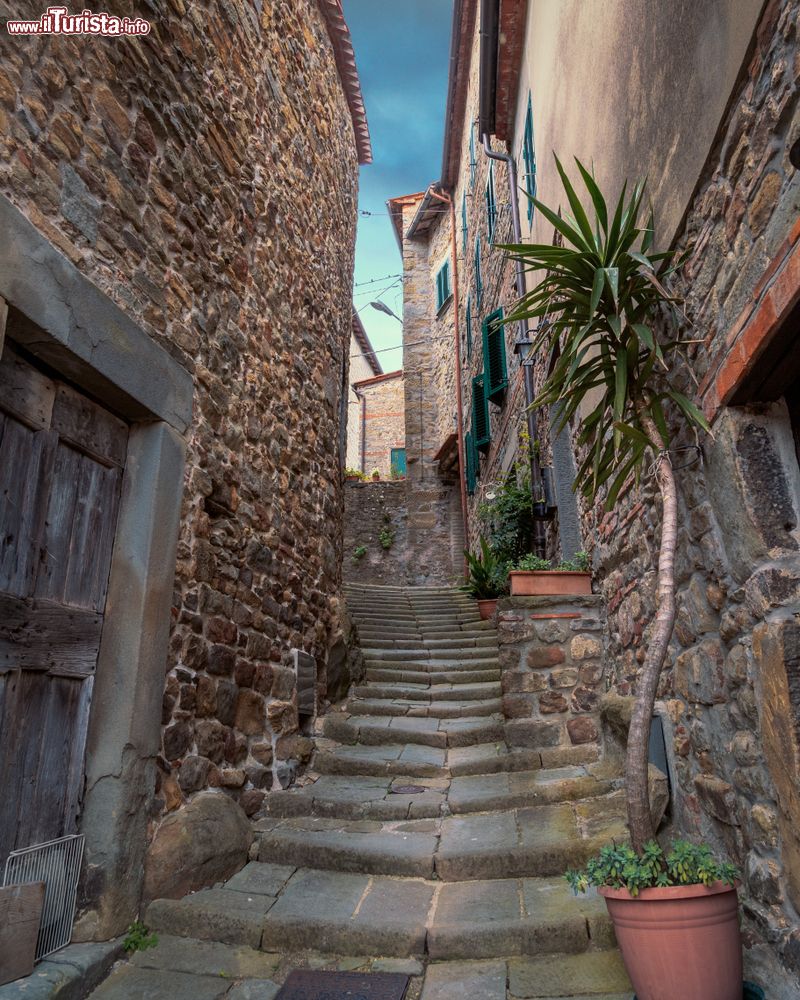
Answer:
3;834;84;960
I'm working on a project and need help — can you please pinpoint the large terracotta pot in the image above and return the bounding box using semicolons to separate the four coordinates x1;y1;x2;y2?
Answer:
509;570;592;596
476;598;498;620
599;881;742;1000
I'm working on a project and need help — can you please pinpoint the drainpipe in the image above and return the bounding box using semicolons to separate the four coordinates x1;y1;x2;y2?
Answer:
481;134;547;557
356;387;367;474
428;186;469;577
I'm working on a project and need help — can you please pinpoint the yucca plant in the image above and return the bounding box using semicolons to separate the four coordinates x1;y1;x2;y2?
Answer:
504;156;709;851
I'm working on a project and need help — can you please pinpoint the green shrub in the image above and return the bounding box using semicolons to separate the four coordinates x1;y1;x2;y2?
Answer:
566;840;738;897
378;525;396;550
123;921;158;953
352;545;367;561
462;536;509;600
513;554;551;571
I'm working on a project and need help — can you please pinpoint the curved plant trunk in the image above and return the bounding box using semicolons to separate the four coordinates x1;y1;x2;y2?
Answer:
626;401;679;851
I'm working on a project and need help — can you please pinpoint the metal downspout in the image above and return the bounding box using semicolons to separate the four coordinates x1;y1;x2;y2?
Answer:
428;186;469;577
481;134;547;556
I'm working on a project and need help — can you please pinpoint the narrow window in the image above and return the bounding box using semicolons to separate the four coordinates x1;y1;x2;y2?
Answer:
435;260;451;312
462;190;468;255
469;126;477;189
522;94;537;225
483;308;508;403
486;161;497;242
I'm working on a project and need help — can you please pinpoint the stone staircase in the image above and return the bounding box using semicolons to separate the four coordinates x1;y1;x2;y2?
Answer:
142;584;632;999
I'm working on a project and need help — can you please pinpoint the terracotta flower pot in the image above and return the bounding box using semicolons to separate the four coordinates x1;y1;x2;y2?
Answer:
599;881;742;1000
509;570;592;596
476;598;498;620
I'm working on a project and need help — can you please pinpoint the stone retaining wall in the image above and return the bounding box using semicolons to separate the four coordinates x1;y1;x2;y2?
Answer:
343;480;463;587
497;596;606;760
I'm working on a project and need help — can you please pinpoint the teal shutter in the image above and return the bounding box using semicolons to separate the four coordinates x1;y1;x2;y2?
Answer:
486;162;497;242
522;94;536;224
435;261;450;311
474;237;482;305
483;308;508;402
390;448;407;476
464;431;476;495
465;296;473;359
472;375;490;452
469;127;476;189
462;191;468;254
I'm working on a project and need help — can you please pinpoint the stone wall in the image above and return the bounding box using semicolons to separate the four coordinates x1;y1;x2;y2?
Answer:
497;596;605;764
0;0;360;912
343;480;463;587
358;372;405;477
577;0;800;979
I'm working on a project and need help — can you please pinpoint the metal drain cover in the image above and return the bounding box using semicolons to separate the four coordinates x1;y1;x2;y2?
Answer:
275;969;410;999
390;784;427;795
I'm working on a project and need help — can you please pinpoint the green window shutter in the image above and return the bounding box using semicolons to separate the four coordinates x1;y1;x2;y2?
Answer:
472;375;490;452
483;308;508;403
435;261;451;312
465;296;472;360
522;94;536;224
462;191;468;254
390;448;407;476
486;162;497;242
464;430;476;496
469;127;476;189
474;237;482;305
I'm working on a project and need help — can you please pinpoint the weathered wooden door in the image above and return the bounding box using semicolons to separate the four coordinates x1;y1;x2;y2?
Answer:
0;341;128;862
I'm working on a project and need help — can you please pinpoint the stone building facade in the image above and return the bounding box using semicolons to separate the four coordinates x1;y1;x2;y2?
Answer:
0;0;369;936
352;368;405;478
345;311;382;471
391;0;800;986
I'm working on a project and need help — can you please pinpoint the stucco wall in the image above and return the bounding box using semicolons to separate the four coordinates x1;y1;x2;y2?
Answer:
346;331;377;471
0;0;360;919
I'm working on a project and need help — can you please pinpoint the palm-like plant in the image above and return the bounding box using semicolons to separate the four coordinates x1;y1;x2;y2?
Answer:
505;157;709;851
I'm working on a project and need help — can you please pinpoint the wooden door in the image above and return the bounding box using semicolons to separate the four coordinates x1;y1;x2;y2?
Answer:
0;341;128;863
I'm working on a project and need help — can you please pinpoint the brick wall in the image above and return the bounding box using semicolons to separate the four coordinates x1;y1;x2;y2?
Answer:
358;372;405;477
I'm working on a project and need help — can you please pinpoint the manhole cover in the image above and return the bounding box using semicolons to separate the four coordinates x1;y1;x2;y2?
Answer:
275;969;410;1000
390;784;427;795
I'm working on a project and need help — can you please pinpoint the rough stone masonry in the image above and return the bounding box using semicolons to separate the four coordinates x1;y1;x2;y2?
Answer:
0;0;364;925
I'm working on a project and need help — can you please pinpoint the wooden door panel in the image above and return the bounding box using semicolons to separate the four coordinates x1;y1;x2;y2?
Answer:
0;340;128;860
0;417;56;597
0;595;102;677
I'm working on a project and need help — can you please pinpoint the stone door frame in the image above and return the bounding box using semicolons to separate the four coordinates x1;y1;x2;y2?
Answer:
0;193;194;937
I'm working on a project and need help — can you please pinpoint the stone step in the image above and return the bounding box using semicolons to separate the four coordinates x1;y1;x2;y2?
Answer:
366;667;501;686
434;799;626;882
357;625;496;640
446;767;615;813
348;600;476;613
362;644;497;665
346;697;502;720
448;741;601;776
353;682;502;702
145;862;614;961
263;773;448;820
313;742;449;778
353;613;483;626
360;636;498;651
322;713;505;749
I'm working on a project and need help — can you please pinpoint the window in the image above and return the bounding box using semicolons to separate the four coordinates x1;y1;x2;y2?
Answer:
469;125;477;189
464;430;476;495
465;295;473;360
483;308;508;402
462;191;468;255
522;94;537;225
472;374;490;451
474;237;482;305
486;161;497;242
435;260;451;312
390;448;407;476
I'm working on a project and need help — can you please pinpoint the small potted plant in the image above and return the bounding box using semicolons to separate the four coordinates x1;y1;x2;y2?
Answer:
509;551;592;596
461;536;508;619
370;467;381;481
567;840;742;1000
344;468;363;482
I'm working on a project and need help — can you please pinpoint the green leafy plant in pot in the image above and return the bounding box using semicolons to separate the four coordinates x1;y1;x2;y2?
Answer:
509;550;592;596
461;535;508;619
505;158;743;999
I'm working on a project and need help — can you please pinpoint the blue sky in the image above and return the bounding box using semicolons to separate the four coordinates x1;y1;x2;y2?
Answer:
343;0;452;371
